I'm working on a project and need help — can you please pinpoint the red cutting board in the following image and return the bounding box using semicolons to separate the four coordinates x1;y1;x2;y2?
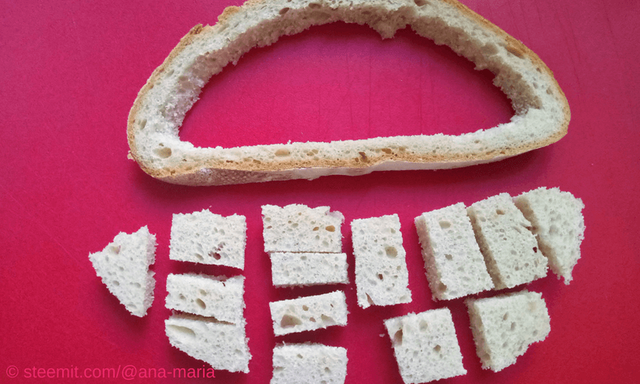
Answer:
1;0;639;383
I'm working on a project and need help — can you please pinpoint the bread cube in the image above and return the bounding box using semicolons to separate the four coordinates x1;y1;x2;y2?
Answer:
170;209;246;269
271;344;347;384
351;214;412;308
270;291;348;336
415;203;494;300
270;252;349;287
467;193;547;289
385;308;466;383
466;290;551;372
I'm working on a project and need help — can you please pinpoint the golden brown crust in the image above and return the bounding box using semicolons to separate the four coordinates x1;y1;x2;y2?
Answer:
127;0;570;185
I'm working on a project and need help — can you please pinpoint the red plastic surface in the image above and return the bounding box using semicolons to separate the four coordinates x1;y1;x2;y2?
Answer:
1;0;639;383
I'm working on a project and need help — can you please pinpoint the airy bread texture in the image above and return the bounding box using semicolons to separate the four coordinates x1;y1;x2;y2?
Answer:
270;291;348;336
415;202;494;300
127;0;570;186
89;226;157;317
467;193;548;289
514;187;585;284
270;252;349;287
466;290;550;372
271;344;348;384
165;313;251;373
351;214;412;309
385;308;466;383
262;204;344;253
165;273;245;323
169;209;246;269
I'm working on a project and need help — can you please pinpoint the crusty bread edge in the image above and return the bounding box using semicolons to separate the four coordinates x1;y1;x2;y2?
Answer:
127;0;570;186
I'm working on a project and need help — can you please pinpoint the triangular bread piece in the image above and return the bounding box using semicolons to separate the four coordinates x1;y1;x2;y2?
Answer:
514;187;586;284
128;0;570;186
89;226;157;317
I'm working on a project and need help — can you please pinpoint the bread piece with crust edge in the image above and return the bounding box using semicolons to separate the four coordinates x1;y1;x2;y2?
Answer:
127;0;570;186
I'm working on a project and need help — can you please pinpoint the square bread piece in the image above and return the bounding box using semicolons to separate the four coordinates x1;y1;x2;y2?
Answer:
466;290;551;372
385;308;467;383
270;291;348;336
351;214;412;309
415;203;494;300
169;209;246;269
514;187;586;284
88;226;157;317
165;274;245;323
271;344;348;384
165;314;251;373
270;252;349;287
467;193;548;289
262;204;344;253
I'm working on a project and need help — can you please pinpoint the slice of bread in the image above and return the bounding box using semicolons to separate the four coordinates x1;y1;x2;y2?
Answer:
165;313;251;373
89;226;156;317
351;214;412;309
384;308;466;383
270;291;348;336
169;209;246;269
466;290;551;372
467;193;547;289
262;204;344;253
127;0;570;186
165;273;245;323
514;187;586;284
415;203;494;300
270;252;349;287
271;344;348;384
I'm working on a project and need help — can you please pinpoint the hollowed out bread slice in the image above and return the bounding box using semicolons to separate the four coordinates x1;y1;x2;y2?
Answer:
88;226;156;317
269;291;348;336
351;214;412;309
270;252;349;287
514;187;585;284
169;209;246;269
127;0;570;186
466;290;551;372
271;344;348;384
165;273;245;323
384;308;466;383
467;193;547;289
165;314;251;373
262;204;344;253
415;203;494;300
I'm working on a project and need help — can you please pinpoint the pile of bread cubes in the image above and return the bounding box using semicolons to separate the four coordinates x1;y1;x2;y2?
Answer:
88;186;585;383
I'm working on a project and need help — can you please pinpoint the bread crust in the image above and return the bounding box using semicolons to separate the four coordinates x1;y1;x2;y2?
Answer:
127;0;570;186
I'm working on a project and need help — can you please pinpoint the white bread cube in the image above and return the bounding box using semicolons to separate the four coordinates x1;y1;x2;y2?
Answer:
466;290;551;372
270;291;348;336
351;214;412;309
415;203;494;300
514;187;586;284
467;193;547;289
165;314;251;373
165;274;244;323
270;252;349;287
385;308;467;383
169;209;246;269
271;344;348;384
89;226;156;317
262;204;344;253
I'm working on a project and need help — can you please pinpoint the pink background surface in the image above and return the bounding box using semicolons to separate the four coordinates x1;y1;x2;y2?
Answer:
1;0;639;383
